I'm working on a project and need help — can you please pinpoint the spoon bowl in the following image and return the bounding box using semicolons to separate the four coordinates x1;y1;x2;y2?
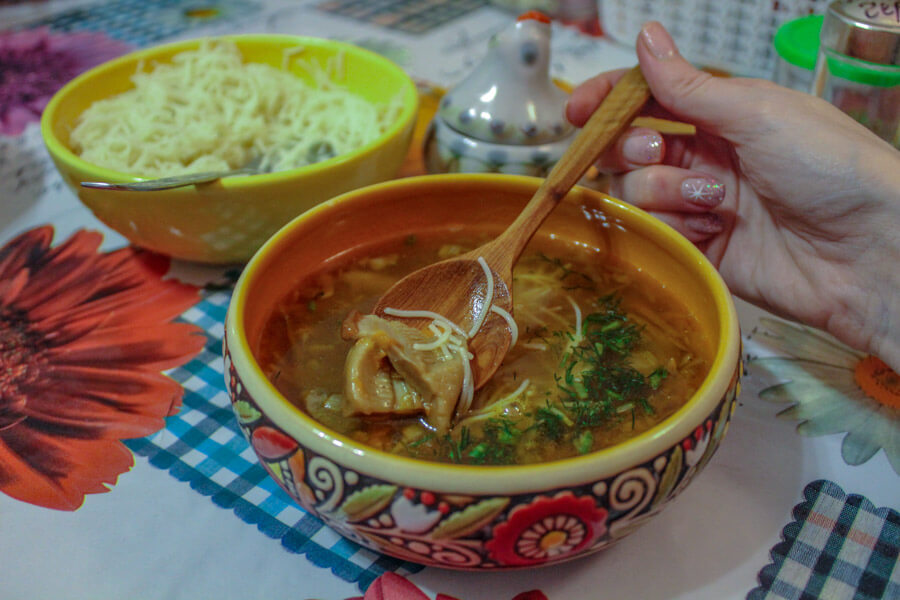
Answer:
375;65;651;388
373;248;514;388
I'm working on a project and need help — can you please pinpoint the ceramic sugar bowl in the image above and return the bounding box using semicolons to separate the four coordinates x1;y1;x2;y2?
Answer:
424;13;575;176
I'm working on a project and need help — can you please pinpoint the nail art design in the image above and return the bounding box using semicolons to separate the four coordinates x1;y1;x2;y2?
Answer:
681;177;725;207
685;213;726;234
623;132;663;165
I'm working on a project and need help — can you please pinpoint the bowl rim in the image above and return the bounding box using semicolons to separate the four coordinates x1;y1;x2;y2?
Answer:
225;173;741;494
40;33;419;187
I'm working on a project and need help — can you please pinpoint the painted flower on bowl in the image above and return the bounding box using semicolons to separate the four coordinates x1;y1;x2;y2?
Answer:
0;28;133;136
486;491;608;566
246;422;317;508
751;317;900;475
0;226;204;510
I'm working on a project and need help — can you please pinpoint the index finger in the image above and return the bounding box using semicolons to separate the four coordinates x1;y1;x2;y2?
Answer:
566;69;685;128
565;70;627;127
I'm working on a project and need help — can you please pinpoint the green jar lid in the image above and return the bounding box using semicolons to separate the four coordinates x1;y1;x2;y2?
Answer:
774;15;823;71
825;54;900;87
817;0;900;87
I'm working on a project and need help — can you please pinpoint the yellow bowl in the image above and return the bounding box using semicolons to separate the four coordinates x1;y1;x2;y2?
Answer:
224;174;742;569
41;35;418;264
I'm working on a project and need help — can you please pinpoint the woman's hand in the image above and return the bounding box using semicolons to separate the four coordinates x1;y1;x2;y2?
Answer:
567;22;900;370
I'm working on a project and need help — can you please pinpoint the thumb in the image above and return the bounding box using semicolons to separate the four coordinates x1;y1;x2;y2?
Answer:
636;22;762;138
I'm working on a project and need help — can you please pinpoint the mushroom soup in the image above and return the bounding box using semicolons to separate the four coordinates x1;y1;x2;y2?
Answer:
256;231;710;465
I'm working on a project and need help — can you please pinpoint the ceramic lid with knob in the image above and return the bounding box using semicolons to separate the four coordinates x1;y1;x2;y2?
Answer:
436;11;574;146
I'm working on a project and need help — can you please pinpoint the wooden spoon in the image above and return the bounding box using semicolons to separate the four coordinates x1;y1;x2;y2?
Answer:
374;66;651;388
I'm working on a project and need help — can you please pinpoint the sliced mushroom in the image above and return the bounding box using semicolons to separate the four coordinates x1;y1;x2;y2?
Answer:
342;312;465;431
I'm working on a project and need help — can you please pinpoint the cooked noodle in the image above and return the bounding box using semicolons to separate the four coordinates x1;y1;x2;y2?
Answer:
70;40;401;177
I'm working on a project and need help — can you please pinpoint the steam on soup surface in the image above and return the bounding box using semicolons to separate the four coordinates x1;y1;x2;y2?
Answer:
257;232;710;465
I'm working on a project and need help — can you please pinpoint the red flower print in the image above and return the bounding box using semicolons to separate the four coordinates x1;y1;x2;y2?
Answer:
360;573;430;600
486;492;608;566
0;226;203;510
512;593;549;600
0;28;133;136
346;573;547;600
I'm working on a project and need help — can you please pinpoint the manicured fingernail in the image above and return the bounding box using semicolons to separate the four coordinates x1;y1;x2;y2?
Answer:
681;177;725;207
685;213;725;234
640;22;677;60
622;132;663;164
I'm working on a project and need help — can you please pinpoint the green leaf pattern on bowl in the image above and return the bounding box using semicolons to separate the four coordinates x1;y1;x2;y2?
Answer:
340;484;398;522
431;497;510;540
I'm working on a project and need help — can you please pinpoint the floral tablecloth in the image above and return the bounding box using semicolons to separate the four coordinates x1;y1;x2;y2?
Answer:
1;1;897;599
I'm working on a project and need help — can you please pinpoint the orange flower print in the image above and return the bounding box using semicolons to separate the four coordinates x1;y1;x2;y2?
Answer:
0;226;204;510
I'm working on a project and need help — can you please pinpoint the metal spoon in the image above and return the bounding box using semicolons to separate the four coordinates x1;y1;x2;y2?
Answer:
373;66;652;389
80;141;339;192
80;155;266;191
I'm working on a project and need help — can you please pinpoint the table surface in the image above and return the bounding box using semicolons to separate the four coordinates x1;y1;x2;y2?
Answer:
1;2;898;599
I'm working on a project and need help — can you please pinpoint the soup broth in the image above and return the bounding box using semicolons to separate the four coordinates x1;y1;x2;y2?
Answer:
257;232;710;465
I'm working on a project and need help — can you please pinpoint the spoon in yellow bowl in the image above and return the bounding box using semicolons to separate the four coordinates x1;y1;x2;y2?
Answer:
81;168;259;191
79;141;339;191
373;65;652;389
80;155;267;192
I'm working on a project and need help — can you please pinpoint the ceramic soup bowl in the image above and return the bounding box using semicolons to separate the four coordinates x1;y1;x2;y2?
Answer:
224;174;741;570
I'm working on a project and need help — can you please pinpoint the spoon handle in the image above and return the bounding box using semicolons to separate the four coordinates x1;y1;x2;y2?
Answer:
489;65;651;265
80;166;258;191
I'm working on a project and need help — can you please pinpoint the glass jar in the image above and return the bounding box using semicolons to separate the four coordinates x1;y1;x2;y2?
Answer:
774;15;824;93
813;1;900;147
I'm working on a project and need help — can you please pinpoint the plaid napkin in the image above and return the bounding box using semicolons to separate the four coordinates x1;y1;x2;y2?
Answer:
124;289;421;591
748;479;899;600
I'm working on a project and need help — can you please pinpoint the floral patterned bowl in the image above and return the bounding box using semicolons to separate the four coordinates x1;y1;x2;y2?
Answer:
223;174;742;570
40;35;418;264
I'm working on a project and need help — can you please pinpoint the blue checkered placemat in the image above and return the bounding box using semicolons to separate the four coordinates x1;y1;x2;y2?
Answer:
124;289;422;591
315;0;487;35
25;0;260;46
748;479;899;600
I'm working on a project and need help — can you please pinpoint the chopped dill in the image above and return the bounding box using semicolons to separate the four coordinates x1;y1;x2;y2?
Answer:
537;253;596;289
648;367;667;390
574;430;593;455
306;290;325;313
533;403;567;441
407;427;471;464
466;417;520;465
524;325;555;348
405;418;523;465
443;426;471;464
542;295;669;454
405;295;669;465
